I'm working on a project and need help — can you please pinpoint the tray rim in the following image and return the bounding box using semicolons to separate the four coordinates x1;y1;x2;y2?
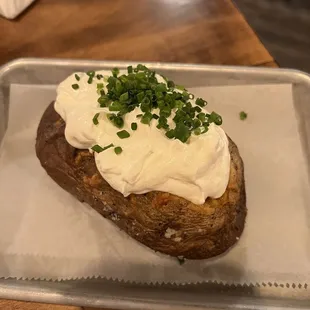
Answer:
1;57;310;84
1;57;310;309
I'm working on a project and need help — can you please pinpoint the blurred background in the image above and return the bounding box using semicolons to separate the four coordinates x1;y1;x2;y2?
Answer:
234;0;310;72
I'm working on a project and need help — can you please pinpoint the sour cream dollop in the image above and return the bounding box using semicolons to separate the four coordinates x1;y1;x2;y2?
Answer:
54;70;230;205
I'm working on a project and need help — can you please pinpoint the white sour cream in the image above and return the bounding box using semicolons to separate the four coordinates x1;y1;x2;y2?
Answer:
54;70;230;205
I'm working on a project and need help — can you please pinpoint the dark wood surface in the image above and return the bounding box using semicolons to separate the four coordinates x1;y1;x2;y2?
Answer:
0;0;275;309
234;0;310;72
0;0;273;66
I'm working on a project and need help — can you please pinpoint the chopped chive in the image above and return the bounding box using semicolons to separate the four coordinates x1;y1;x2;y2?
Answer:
240;111;247;120
196;98;207;107
131;122;138;130
120;92;129;102
108;101;123;111
127;66;133;74
209;111;222;125
193;119;201;129
87;76;93;84
141;112;153;125
167;80;175;88
197;112;206;122
117;130;130;139
189;93;194;100
114;146;123;155
112;67;120;77
195;106;202;113
194;127;201;135
107;114;124;128
72;84;79;90
136;114;143;118
97;83;104;90
165;130;175;139
75;74;80;81
175;85;185;91
152;114;159;120
91;143;114;153
174;123;190;143
96;74;103;79
136;64;148;71
98;95;110;107
175;100;183;109
92;113;100;125
87;71;95;77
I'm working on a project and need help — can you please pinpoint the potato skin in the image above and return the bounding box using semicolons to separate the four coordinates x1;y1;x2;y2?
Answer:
35;102;246;259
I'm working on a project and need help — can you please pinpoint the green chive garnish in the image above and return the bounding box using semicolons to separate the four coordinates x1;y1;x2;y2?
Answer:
240;111;247;120
87;71;95;77
98;96;110;107
97;83;104;90
120;92;129;102
209;111;222;125
92;64;222;144
174;123;190;143
92;113;100;125
196;98;207;107
127;66;133;74
91;143;114;153
107;114;124;128
131;122;138;131
117;130;130;139
75;74;80;81
152;114;159;120
165;130;175;139
175;85;185;91
141;112;153;125
72;84;79;90
194;127;201;135
114;146;123;155
167;80;175;88
197;112;206;122
112;67;120;77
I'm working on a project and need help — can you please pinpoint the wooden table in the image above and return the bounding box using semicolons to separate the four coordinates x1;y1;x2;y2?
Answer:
0;0;276;309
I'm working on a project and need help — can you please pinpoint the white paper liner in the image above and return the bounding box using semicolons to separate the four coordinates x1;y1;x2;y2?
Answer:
0;83;309;285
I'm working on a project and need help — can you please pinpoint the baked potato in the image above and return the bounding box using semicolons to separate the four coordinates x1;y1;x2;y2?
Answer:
35;102;246;259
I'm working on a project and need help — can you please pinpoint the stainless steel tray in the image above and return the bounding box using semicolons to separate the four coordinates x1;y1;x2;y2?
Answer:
1;58;310;309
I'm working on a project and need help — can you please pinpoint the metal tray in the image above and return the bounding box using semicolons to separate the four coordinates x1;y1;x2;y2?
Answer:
1;58;310;309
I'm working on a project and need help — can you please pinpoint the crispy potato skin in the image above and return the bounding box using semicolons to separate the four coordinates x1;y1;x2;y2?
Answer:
35;102;246;259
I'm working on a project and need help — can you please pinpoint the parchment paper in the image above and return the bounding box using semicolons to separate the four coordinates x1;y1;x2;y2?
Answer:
0;83;309;284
